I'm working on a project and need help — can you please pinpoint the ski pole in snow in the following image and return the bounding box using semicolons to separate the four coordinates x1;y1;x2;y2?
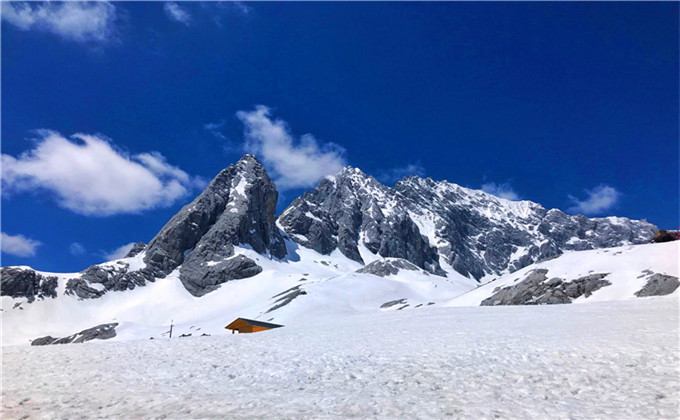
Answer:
169;319;174;339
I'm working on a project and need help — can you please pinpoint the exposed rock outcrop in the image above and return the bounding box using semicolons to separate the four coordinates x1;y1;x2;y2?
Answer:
481;270;611;306
266;285;307;313
124;242;147;258
380;298;408;309
0;267;58;302
64;263;159;300
635;273;680;297
357;258;423;277
31;323;118;346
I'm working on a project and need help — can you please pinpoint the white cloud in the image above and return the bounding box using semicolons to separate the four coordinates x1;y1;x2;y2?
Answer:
2;1;118;44
236;106;347;190
1;232;42;257
2;130;203;216
481;182;520;201
164;2;191;26
376;162;426;184
104;242;137;261
568;184;621;215
69;242;86;256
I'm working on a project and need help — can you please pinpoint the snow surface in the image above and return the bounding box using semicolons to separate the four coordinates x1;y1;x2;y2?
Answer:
3;298;678;419
3;241;677;348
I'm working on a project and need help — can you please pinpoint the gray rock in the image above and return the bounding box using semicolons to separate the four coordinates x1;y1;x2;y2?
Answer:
481;270;611;306
31;323;118;346
266;285;308;313
357;258;422;277
481;269;549;306
0;267;58;302
180;254;262;297
64;264;159;300
65;278;106;299
635;273;680;297
380;298;408;308
124;242;146;258
30;336;58;346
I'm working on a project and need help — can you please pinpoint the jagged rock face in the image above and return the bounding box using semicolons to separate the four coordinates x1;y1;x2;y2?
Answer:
278;168;444;275
279;168;657;280
0;267;58;302
65;262;157;300
143;154;285;296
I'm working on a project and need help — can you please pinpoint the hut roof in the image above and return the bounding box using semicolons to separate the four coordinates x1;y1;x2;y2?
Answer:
226;318;283;330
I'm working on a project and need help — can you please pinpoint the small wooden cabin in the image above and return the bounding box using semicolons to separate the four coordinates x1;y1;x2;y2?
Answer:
225;318;283;334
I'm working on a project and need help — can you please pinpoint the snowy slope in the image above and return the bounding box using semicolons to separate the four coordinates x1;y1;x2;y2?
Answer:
3;241;676;347
3;297;678;419
1;239;475;346
446;241;679;307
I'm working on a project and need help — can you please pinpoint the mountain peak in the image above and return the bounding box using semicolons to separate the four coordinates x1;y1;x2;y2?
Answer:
140;155;285;296
337;165;370;179
237;153;260;164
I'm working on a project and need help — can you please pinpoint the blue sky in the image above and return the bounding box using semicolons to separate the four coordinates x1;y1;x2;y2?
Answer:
2;1;678;272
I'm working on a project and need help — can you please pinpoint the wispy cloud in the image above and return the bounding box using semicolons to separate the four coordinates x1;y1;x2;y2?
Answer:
236;106;347;190
568;184;621;215
376;162;426;184
2;130;205;216
163;2;191;26
204;120;227;140
481;181;520;201
1;232;42;257
69;242;86;256
230;1;252;15
104;242;137;260
1;1;118;45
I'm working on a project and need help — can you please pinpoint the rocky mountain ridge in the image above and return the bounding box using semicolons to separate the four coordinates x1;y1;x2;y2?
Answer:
278;166;656;280
1;155;657;301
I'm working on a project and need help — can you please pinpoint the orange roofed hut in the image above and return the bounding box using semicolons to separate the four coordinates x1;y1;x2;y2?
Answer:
225;318;284;334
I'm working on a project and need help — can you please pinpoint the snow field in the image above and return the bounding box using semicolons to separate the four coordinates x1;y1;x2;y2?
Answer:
3;297;678;419
446;241;679;307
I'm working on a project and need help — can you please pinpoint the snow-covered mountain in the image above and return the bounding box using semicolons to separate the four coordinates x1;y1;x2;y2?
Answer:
279;166;656;280
2;154;675;346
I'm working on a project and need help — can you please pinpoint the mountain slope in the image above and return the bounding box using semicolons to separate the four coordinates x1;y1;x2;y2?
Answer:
446;241;679;307
1;238;476;346
2;240;677;346
2;155;287;301
278;167;656;280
